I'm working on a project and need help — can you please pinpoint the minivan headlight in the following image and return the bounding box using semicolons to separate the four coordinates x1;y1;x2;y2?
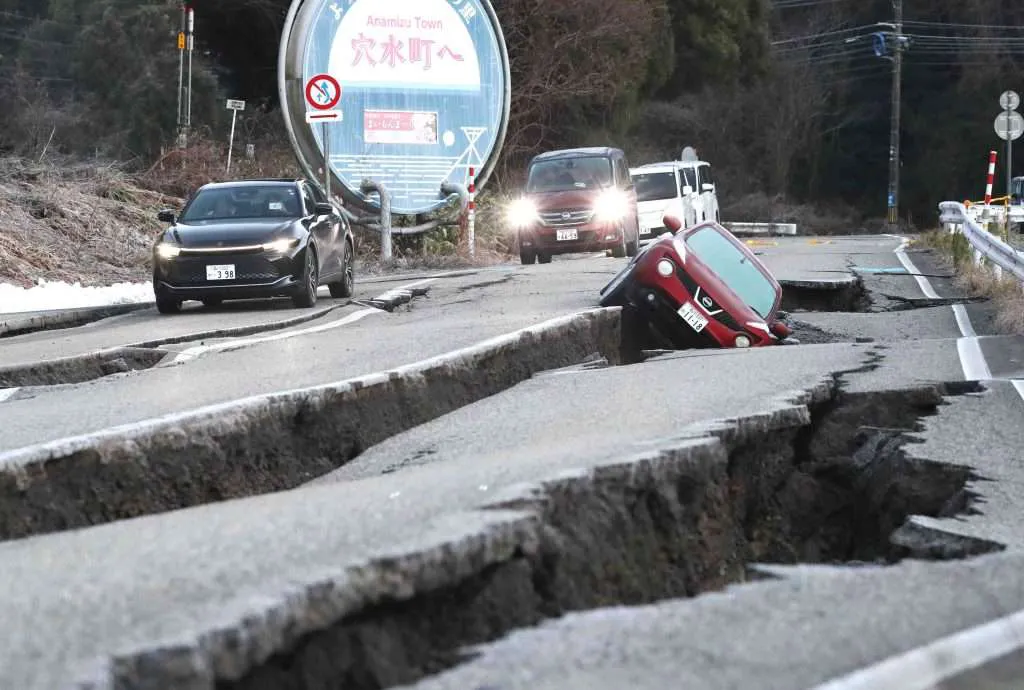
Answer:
594;190;629;222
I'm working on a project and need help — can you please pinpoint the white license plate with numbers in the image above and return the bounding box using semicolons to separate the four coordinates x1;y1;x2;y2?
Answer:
206;264;236;281
556;229;578;241
677;301;709;333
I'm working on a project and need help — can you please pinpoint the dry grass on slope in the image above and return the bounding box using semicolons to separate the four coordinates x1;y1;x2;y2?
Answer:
0;158;179;287
923;229;1024;335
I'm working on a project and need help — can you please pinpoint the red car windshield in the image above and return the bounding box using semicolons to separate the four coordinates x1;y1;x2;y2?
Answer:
684;226;777;318
526;156;613;193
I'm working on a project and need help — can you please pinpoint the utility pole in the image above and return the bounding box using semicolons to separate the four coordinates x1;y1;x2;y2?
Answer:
886;0;904;230
186;5;194;140
176;5;185;137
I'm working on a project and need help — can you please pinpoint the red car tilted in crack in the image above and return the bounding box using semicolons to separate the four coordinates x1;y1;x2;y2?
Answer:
599;215;795;348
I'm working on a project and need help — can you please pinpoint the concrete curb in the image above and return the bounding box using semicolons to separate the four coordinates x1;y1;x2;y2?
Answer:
0;302;153;338
725;222;799;237
0;308;622;542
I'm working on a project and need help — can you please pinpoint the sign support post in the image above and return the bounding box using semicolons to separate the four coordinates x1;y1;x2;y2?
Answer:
304;73;343;202
225;99;245;175
1000;91;1020;203
323;122;330;201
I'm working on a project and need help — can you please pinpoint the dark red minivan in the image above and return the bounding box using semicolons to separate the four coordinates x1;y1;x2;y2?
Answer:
599;215;794;349
506;147;641;264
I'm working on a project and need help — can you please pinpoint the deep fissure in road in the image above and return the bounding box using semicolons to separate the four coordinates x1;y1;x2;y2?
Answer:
220;376;999;690
781;278;872;313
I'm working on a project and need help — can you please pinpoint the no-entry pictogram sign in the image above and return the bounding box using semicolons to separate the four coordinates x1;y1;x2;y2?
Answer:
305;74;341;111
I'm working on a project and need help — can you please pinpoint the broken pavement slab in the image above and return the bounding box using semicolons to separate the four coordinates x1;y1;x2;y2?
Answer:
0;341;879;689
1;335;1007;690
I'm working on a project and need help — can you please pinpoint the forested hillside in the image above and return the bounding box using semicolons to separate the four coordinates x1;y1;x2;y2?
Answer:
1;0;1023;226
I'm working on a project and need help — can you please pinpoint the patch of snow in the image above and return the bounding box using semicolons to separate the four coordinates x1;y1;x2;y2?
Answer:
0;279;152;315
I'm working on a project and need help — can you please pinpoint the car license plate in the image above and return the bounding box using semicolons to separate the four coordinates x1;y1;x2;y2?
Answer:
556;229;578;241
678;301;709;333
206;264;236;281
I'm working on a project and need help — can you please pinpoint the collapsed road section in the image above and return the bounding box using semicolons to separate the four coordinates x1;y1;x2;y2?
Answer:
0;309;619;541
0;335;1009;690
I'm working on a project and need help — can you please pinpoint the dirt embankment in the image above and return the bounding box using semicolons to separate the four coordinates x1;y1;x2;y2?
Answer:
0;158;177;287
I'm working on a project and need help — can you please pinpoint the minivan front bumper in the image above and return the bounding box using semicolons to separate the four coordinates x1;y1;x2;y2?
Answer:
520;221;625;254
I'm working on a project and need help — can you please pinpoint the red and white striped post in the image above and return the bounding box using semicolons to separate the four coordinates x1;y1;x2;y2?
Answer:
985;150;998;205
467;167;476;259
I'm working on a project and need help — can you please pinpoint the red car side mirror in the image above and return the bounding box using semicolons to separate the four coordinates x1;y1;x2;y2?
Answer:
771;321;792;339
663;214;683;232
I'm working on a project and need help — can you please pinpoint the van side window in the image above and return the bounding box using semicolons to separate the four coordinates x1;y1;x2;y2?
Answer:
681;167;698;191
700;165;715;188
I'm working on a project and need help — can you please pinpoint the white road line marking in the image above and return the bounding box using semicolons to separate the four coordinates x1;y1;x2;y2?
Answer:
893;236;996;384
170;308;382;364
951;304;977;338
956;338;993;381
169;278;438;365
811;606;1024;690
1013;380;1024;401
894;238;940;299
0;388;21;403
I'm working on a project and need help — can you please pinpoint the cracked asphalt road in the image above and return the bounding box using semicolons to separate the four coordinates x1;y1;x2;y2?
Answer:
2;235;1023;690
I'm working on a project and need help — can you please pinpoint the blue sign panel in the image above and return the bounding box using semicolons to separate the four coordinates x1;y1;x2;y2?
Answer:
292;0;509;216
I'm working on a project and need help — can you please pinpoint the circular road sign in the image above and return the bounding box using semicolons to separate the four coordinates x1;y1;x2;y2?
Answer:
305;74;342;110
279;0;511;216
995;110;1024;141
1001;90;1020;111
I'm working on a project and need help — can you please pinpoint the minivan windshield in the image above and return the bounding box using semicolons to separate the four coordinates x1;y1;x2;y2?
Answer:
180;185;303;222
632;171;678;202
684;225;777;318
527;156;613;193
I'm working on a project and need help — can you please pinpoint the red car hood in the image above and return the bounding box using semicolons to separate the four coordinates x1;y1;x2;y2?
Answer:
661;232;781;326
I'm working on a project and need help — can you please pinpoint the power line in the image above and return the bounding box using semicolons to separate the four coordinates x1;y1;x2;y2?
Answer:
902;19;1024;31
771;24;871;45
772;0;847;9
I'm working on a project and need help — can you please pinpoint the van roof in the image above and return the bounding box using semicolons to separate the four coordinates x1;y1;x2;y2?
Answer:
635;160;708;170
532;147;622;162
630;164;678;174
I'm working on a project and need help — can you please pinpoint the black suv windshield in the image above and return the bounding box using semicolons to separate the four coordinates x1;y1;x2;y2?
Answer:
180;185;303;222
633;171;678;202
685;226;777;318
527;156;613;193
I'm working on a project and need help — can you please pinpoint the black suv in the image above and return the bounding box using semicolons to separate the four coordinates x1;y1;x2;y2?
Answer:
152;179;355;313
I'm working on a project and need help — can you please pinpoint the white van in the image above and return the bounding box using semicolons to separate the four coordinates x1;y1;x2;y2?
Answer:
631;147;720;246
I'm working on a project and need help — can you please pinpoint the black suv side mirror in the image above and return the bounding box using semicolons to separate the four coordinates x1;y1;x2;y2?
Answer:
157;209;175;223
314;202;334;216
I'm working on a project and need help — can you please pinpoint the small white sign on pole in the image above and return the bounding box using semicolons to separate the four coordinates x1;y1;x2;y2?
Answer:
225;99;246;174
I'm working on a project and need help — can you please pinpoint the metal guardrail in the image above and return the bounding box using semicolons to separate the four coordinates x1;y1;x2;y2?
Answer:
938;201;1024;283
